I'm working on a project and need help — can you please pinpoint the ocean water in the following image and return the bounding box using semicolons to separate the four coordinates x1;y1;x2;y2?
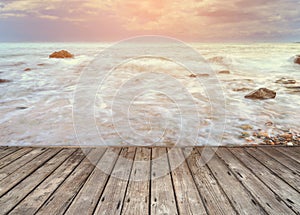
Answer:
0;42;299;146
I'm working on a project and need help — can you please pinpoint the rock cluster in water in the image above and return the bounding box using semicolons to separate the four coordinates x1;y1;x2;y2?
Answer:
49;50;74;59
244;88;276;100
238;123;299;146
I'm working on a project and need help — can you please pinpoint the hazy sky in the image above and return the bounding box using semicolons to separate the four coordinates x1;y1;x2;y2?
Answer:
0;0;299;42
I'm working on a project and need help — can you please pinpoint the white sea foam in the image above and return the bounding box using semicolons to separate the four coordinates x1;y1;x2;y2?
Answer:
0;43;299;146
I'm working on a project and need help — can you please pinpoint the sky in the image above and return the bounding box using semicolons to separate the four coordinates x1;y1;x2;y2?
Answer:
0;0;300;42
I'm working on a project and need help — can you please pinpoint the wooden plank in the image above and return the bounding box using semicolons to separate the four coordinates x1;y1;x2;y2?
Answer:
200;148;266;215
0;148;76;214
150;148;178;215
35;148;105;215
0;147;19;160
260;147;300;175
168;148;207;215
246;148;300;192
0;148;61;197
0;148;46;181
65;148;121;215
183;148;236;215
216;148;295;215
122;147;151;215
0;148;33;169
230;148;300;214
9;149;86;215
276;147;300;163
93;147;136;215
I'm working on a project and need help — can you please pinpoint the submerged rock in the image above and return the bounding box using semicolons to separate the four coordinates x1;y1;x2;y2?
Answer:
16;107;28;110
240;124;253;130
233;88;251;92
49;50;74;59
285;86;300;90
198;73;210;77
189;73;210;78
0;79;11;83
294;55;300;64
275;78;296;84
218;70;230;74
245;88;276;100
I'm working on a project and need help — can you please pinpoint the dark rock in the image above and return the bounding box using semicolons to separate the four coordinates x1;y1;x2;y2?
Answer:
24;68;31;71
275;78;296;84
245;88;276;100
49;50;74;59
294;55;300;64
233;88;251;92
285;86;300;90
198;74;210;77
16;107;28;110
0;79;11;83
189;73;210;78
218;70;230;74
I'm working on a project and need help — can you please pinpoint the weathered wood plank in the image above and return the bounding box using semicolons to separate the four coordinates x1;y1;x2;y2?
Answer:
0;148;76;214
246;148;300;192
122;147;151;215
168;148;207;215
201;148;266;215
0;148;46;181
0;148;61;197
9;149;86;215
65;148;121;215
216;148;295;215
150;148;178;215
93;147;136;215
276;147;300;163
0;146;298;215
0;148;33;169
259;147;300;175
35;148;105;215
183;148;237;215
230;148;300;214
0;147;19;160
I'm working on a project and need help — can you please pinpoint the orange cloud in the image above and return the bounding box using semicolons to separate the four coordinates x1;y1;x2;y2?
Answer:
0;0;299;41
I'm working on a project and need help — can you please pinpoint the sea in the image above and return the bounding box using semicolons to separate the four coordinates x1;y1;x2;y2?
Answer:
0;42;300;146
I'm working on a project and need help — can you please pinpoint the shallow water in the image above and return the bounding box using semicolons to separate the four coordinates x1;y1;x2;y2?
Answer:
0;42;299;146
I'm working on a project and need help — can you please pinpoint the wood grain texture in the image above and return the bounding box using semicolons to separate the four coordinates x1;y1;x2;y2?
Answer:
246;147;300;192
0;146;298;215
230;148;300;214
35;148;105;215
9;149;86;215
216;148;294;215
184;148;237;215
0;148;61;197
65;148;121;215
122;147;151;215
168;148;207;215
202;148;266;215
93;147;136;215
150;147;178;215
